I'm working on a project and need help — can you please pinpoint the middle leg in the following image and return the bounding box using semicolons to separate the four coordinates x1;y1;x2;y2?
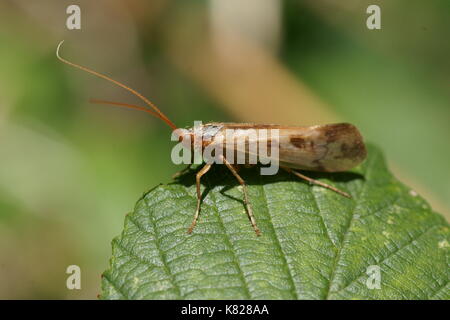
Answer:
221;156;261;236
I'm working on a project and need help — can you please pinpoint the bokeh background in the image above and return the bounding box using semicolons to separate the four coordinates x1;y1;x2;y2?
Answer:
0;0;449;299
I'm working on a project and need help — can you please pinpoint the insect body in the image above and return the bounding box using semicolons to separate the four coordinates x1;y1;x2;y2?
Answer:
192;122;366;173
56;41;367;236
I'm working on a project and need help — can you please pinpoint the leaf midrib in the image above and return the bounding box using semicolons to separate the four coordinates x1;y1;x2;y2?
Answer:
258;176;299;299
204;174;253;299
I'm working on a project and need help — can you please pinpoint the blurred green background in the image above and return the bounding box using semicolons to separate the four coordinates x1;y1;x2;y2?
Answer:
0;0;449;299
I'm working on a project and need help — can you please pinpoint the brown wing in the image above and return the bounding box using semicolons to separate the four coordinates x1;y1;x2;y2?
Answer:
277;123;367;172
203;122;367;172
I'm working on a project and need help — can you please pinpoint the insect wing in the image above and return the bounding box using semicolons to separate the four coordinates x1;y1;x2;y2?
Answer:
201;123;366;172
277;123;367;172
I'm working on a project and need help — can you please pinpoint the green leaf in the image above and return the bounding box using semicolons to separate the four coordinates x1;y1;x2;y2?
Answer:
100;145;449;299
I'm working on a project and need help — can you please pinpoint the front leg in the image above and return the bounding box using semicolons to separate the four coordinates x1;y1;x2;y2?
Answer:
187;163;212;234
172;163;192;179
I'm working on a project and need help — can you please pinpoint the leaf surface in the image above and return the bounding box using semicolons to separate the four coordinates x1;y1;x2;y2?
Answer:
101;145;449;299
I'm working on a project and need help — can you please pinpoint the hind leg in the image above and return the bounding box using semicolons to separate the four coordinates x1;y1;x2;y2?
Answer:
282;167;351;198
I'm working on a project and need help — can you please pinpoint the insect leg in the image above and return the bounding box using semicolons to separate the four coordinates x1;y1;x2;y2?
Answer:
282;167;351;198
174;149;195;179
221;156;261;236
187;163;212;234
172;164;192;179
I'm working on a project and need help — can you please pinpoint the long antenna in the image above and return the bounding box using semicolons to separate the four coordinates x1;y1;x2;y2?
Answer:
90;99;162;119
56;40;177;131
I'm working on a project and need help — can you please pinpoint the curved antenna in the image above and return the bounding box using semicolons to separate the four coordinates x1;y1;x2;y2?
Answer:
90;99;162;119
56;40;177;131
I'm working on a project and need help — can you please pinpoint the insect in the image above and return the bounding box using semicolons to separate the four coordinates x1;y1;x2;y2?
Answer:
56;41;367;236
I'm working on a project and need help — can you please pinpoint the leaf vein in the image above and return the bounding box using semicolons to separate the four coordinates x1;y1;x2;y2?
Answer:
205;176;253;299
258;179;300;299
334;223;441;296
325;152;378;299
141;197;183;299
